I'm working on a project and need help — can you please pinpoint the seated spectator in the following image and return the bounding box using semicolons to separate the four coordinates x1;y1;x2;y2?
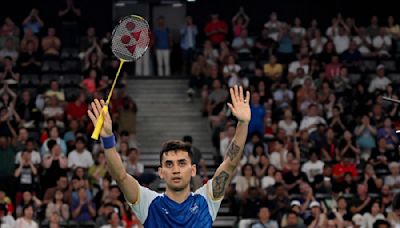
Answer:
350;183;373;215
15;139;41;166
42;141;68;190
117;97;137;137
41;127;67;156
243;132;268;157
71;187;96;223
333;196;353;227
124;148;144;178
232;29;254;55
253;28;275;59
333;26;350;54
283;159;309;194
100;211;124;228
341;41;362;70
248;92;266;136
273;82;294;110
14;151;38;201
15;191;41;220
22;8;44;35
202;40;219;66
45;80;65;102
207;79;228;117
66;92;88;122
231;7;250;38
332;155;358;182
19;29;39;52
204;13;228;46
377;117;398;150
80;27;97;53
81;69;107;96
305;201;327;227
0;38;18;64
301;151;324;183
14;205;38;228
360;163;383;194
248;142;267;166
18;40;41;74
276;25;294;63
223;55;241;82
68;137;94;169
88;151;107;188
0;56;20;83
299;104;326;135
338;130;360;161
108;186;126;218
0;202;15;227
83;47;103;75
310;29;327;54
324;55;341;80
387;16;400;39
384;162;400;191
15;91;41;128
41;27;61;58
43;175;71;205
355;114;377;156
373;27;392;57
259;164;275;189
45;189;69;222
0;17;20;48
353;26;373;56
233;164;260;199
270;138;288;170
264;54;283;82
369;65;391;93
219;123;236;158
282;210;306;228
63;119;80;150
362;201;385;228
291;17;306;49
43;96;64;123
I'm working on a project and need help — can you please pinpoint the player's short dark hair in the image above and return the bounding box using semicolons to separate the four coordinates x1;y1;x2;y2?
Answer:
159;140;192;165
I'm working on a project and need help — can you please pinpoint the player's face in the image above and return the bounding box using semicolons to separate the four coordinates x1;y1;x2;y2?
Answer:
159;150;196;191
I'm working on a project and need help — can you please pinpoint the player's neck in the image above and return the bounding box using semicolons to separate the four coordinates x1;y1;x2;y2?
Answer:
165;186;191;204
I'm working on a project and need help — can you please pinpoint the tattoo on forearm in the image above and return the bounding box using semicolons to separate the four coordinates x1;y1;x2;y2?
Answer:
213;171;229;199
226;141;240;161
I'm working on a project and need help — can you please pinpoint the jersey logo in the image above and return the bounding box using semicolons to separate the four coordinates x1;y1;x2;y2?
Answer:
190;203;199;214
162;207;169;215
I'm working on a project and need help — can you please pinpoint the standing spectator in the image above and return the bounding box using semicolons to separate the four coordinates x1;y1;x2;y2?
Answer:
310;29;327;54
14;151;38;199
14;205;38;228
232;7;250;38
22;8;44;34
71;187;96;223
373;27;392;57
154;16;171;76
58;0;81;47
368;65;391;93
264;12;282;41
333;27;351;54
42;141;68;190
204;13;228;46
248;92;266;136
19;29;39;52
367;16;380;37
232;29;254;56
180;16;198;75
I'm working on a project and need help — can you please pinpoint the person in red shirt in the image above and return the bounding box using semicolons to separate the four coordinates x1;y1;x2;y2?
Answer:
66;92;88;122
332;155;358;182
204;14;228;46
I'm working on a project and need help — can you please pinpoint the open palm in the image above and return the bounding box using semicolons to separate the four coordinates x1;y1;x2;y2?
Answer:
227;85;251;123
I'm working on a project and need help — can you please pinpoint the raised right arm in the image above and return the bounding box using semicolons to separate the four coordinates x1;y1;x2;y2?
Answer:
88;99;140;204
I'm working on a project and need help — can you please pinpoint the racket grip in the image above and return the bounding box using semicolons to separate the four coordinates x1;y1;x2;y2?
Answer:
91;106;108;140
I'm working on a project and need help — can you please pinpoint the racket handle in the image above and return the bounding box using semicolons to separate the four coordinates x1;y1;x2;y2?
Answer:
91;106;108;140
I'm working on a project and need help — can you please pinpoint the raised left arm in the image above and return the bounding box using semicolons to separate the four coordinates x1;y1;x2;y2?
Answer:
211;85;251;199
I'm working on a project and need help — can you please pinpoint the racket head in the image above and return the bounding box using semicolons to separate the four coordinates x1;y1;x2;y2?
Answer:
111;15;150;62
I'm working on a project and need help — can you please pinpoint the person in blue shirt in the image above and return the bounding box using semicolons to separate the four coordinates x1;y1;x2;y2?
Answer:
154;16;172;76
249;92;266;136
22;8;44;34
88;85;251;227
180;16;198;75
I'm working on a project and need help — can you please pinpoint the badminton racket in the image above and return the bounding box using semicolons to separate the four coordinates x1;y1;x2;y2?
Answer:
91;15;150;140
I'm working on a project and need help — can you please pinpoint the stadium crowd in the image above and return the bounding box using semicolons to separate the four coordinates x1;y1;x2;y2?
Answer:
1;0;400;227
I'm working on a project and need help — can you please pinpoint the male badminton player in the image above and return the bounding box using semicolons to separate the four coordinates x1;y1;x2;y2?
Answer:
88;85;251;227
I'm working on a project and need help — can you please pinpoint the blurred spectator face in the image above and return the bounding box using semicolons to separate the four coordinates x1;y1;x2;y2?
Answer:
50;127;59;138
26;41;35;52
294;17;301;26
50;212;61;225
57;176;68;189
186;16;193;25
50;81;59;91
48;28;56;36
22;151;32;163
49;96;59;107
274;171;283;182
371;16;378;25
310;152;318;162
291;159;300;171
4;39;14;50
212;80;221;90
287;212;298;225
390;163;400;175
331;55;339;64
22;91;31;103
242;164;253;177
22;191;32;202
296;67;305;77
226;125;236;138
382;185;391;195
371;202;380;215
258;207;270;221
51;144;61;156
314;29;321;38
251;92;260;105
75;140;85;151
311;205;321;215
23;206;34;219
110;212;120;226
19;128;29;141
323;165;332;176
308;105;318;116
211;14;219;22
344;130;352;141
55;190;63;201
26;141;34;152
240;29;248;38
129;149;139;162
110;187;120;200
269;55;277;64
157;17;165;27
87;27;95;37
270;12;277;21
377;68;385;77
78;188;87;200
0;136;8;149
75;167;85;178
338;197;347;209
340;67;348;77
384;118;392;128
227;55;235;65
357;184;368;195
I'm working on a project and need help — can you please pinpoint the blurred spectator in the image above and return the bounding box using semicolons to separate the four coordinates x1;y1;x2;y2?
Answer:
117;97;137;137
41;127;67;156
353;27;373;56
100;211;124;228
45;189;69;222
180;16;198;75
264;54;283;82
291;17;306;51
254;28;275;59
14;205;38;228
368;65;391;93
301;151;324;183
363;201;385;228
269;138;288;170
43;175;71;205
326;17;340;39
373;28;392;57
68;137;94;169
248;92;266;136
203;40;219;66
332;196;353;227
88;151;107;188
384;162;400;191
0;17;20;49
299;104;326;135
45;81;65;102
18;40;41;74
377;117;398;149
58;0;81;47
264;12;282;41
182;136;207;190
355;114;377;157
288;54;310;81
204;13;228;46
80;27;97;52
219;124;236;157
367;16;380;37
41;141;68;190
232;29;254;55
333;26;350;54
338;130;360;160
20;28;39;52
0;38;18;64
324;55;341;80
283;159;308;194
124;148;144;178
15;191;41;219
387;16;400;39
350;183;373;215
223;55;241;82
0;136;15;195
14;151;38;198
332;155;358;182
154;16;171;76
282;210;305;228
305;201;327;227
0;57;20;85
233;164;260;199
22;9;44;35
41;28;61;58
276;25;294;64
310;29;327;55
71;187;96;223
0;202;15;227
232;7;250;38
66;92;88;121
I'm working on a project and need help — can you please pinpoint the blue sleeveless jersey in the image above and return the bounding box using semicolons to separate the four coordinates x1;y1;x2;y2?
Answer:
127;179;222;228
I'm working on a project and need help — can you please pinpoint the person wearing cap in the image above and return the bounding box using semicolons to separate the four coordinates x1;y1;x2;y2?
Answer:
305;200;327;228
368;64;391;93
280;200;305;227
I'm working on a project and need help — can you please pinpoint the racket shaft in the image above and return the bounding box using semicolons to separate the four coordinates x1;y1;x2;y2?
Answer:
383;96;400;104
91;106;107;140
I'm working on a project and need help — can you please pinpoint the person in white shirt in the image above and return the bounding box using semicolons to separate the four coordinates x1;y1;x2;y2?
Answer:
273;82;294;109
385;162;400;191
220;124;236;157
124;148;144;178
333;27;350;54
362;201;385;228
368;65;391;93
288;54;310;80
310;29;327;54
15;139;41;165
264;12;282;41
373;27;392;57
326;17;340;38
291;17;306;48
232;29;254;54
353;27;373;56
14;205;38;228
299;104;326;134
269;139;288;170
278;108;297;136
301;151;324;183
68;137;94;169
